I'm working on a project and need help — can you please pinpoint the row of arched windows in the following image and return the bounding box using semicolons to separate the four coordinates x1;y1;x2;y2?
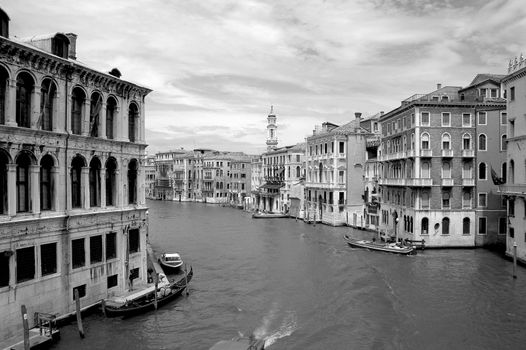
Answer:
0;66;140;142
0;149;138;215
421;217;471;235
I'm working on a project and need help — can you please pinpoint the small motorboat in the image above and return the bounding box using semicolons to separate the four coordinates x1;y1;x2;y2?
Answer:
159;252;183;272
252;212;288;219
343;234;415;255
209;336;265;350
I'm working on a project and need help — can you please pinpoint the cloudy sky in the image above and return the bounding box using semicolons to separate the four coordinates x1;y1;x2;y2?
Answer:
4;0;526;154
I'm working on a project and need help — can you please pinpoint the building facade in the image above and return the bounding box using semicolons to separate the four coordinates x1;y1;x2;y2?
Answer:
500;55;526;263
305;115;371;226
228;155;252;208
0;10;151;340
378;81;505;247
145;155;156;199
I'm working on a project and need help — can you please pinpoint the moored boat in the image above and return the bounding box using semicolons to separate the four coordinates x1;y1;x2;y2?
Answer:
159;252;184;272
102;266;193;318
252;212;288;219
343;234;415;255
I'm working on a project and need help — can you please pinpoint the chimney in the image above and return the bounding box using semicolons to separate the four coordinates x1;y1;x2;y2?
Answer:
65;33;77;60
437;83;442;90
380;111;384;116
355;112;362;120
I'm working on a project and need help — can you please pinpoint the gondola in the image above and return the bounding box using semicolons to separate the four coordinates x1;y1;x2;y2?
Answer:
343;234;415;255
103;266;193;318
252;212;288;219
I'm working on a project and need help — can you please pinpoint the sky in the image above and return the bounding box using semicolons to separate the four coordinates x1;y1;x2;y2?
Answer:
3;0;526;155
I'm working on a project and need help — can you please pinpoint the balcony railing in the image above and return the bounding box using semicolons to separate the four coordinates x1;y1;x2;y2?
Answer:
441;149;454;157
407;178;433;186
461;149;475;157
407;149;416;158
462;178;475;186
378;178;406;186
420;149;433;157
498;184;526;195
441;178;454;186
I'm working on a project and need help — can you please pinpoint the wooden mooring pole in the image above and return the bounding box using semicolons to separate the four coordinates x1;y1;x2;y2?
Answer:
154;273;159;310
513;242;518;279
21;304;30;350
74;289;85;338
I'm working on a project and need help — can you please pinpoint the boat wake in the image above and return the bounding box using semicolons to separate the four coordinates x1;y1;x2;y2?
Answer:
252;303;298;348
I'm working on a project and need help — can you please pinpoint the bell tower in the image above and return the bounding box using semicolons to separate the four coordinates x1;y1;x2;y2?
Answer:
266;106;278;151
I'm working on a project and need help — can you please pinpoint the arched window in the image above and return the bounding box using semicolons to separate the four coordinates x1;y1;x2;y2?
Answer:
89;157;101;207
106;157;117;206
463;190;471;208
128;103;138;142
501;162;507;184
16;72;34;128
442;191;450;208
40;79;56;131
16;152;31;212
442;161;451;178
478;134;487;151
90;92;102;137
463;217;470;235
463;161;472;178
296;166;300;178
509;160;515;184
106;97;116;139
479;162;487;180
40;155;54;211
0;66;9;125
421;133;430;150
501;134;507;151
422;191;429;208
319;162;323;183
462;134;471;150
71;155;85;208
441;133;451;149
442;217;450;235
421;217;429;235
128;159;138;204
421;161;430;178
0;149;9;214
71;87;85;135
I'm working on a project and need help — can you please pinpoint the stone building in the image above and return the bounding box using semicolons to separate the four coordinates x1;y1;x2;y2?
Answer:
202;152;232;204
378;80;505;247
0;9;151;341
144;155;156;199
228;155;252;208
305;114;371;226
499;55;526;263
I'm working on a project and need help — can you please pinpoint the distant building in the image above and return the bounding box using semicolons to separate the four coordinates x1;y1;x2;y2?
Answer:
145;155;156;199
228;155;253;208
0;9;151;341
305;114;371;226
499;55;526;262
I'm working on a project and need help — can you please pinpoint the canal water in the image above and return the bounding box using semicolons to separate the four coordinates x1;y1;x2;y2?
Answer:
53;201;526;350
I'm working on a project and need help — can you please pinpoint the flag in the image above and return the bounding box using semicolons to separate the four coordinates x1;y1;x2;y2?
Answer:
490;166;505;185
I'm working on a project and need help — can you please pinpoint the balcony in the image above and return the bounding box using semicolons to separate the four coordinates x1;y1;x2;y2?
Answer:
498;184;526;195
407;178;433;186
305;182;346;189
420;149;433;157
406;149;416;158
441;149;454;158
462;178;475;186
441;178;454;186
461;149;475;158
378;178;406;186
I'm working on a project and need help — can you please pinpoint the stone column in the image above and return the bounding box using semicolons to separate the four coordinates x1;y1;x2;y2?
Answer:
82;167;90;209
83;100;91;136
100;168;106;209
99;101;107;139
137;165;145;205
31;85;41;129
52;93;60;132
5;79;17;127
30;165;40;214
66;166;72;211
116;169;123;207
114;106;123;141
51;168;60;211
7;164;16;216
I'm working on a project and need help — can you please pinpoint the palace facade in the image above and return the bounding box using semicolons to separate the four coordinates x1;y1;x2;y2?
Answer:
0;10;151;340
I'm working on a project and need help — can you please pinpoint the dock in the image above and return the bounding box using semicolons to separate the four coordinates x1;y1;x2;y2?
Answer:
1;313;60;350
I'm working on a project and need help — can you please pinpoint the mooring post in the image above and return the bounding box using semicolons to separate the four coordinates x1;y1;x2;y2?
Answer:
21;304;30;350
513;242;518;279
101;299;106;317
154;273;159;310
184;264;189;296
74;289;85;338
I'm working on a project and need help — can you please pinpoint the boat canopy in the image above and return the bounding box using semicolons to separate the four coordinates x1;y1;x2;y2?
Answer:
164;253;181;261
